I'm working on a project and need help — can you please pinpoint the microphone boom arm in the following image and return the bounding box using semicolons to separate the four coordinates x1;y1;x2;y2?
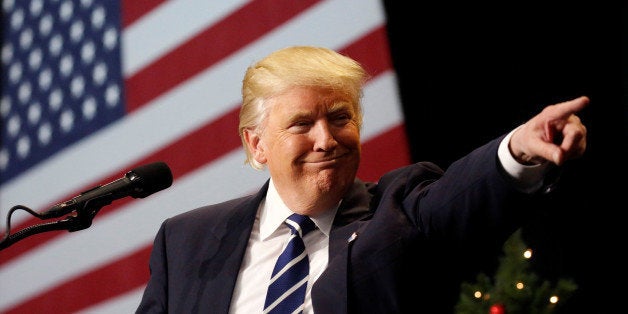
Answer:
0;198;108;250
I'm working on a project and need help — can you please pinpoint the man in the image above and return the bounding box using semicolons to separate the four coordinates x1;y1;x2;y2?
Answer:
136;46;588;313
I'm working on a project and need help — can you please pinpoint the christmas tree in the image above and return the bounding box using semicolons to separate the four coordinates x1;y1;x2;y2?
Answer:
455;228;578;314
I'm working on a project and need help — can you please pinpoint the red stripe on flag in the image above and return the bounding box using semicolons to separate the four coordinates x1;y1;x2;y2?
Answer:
121;0;168;27
358;124;411;182
125;0;321;113
3;246;152;314
342;27;394;78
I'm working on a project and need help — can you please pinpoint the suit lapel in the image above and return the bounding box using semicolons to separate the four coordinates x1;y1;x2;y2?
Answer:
311;179;373;313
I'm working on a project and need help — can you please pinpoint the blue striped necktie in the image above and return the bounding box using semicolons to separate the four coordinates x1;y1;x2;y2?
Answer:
263;213;316;314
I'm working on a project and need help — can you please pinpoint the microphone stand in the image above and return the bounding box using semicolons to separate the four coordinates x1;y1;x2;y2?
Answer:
0;196;112;251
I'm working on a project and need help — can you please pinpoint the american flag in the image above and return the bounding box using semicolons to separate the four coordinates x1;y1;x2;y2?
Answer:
0;0;410;313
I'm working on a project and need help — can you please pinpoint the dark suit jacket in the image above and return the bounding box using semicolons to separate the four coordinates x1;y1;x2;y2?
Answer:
136;135;549;313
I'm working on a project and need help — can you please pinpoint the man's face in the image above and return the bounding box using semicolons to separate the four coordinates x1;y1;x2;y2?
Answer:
246;86;361;200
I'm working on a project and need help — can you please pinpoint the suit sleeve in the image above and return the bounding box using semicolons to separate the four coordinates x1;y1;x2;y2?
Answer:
378;134;544;246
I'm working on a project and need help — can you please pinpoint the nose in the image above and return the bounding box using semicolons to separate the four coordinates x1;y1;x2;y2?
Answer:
312;121;338;152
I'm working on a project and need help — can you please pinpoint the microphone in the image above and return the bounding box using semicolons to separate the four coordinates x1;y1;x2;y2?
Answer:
40;162;173;219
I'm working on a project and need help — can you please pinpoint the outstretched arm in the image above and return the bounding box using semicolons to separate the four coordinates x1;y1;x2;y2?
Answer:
509;96;589;166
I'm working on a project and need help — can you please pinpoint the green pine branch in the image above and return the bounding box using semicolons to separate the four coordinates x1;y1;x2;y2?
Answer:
455;229;578;314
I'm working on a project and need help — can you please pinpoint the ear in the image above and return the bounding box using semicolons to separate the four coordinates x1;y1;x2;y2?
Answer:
243;128;267;165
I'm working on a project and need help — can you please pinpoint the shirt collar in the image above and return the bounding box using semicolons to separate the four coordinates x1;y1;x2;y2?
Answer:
259;178;338;240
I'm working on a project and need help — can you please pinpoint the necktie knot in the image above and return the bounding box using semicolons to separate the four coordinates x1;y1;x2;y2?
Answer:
285;213;315;238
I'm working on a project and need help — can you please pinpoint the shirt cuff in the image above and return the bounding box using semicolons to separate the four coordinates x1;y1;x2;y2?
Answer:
497;127;550;193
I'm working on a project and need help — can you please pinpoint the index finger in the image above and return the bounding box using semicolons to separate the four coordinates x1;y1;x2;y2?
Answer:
549;96;590;120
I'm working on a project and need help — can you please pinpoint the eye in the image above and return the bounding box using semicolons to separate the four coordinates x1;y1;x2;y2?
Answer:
287;120;312;133
335;113;350;120
331;112;352;125
294;120;311;126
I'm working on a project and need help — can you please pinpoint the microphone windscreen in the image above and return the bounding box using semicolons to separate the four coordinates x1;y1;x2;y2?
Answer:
129;162;173;198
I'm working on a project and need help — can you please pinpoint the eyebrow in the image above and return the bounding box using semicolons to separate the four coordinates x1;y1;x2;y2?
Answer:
328;100;352;112
286;109;314;122
284;100;353;122
327;102;355;118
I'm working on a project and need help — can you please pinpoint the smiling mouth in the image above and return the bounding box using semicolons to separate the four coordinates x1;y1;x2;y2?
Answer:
312;159;338;165
306;154;348;165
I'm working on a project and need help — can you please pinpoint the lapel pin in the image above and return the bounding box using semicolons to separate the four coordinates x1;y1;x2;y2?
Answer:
348;231;358;243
